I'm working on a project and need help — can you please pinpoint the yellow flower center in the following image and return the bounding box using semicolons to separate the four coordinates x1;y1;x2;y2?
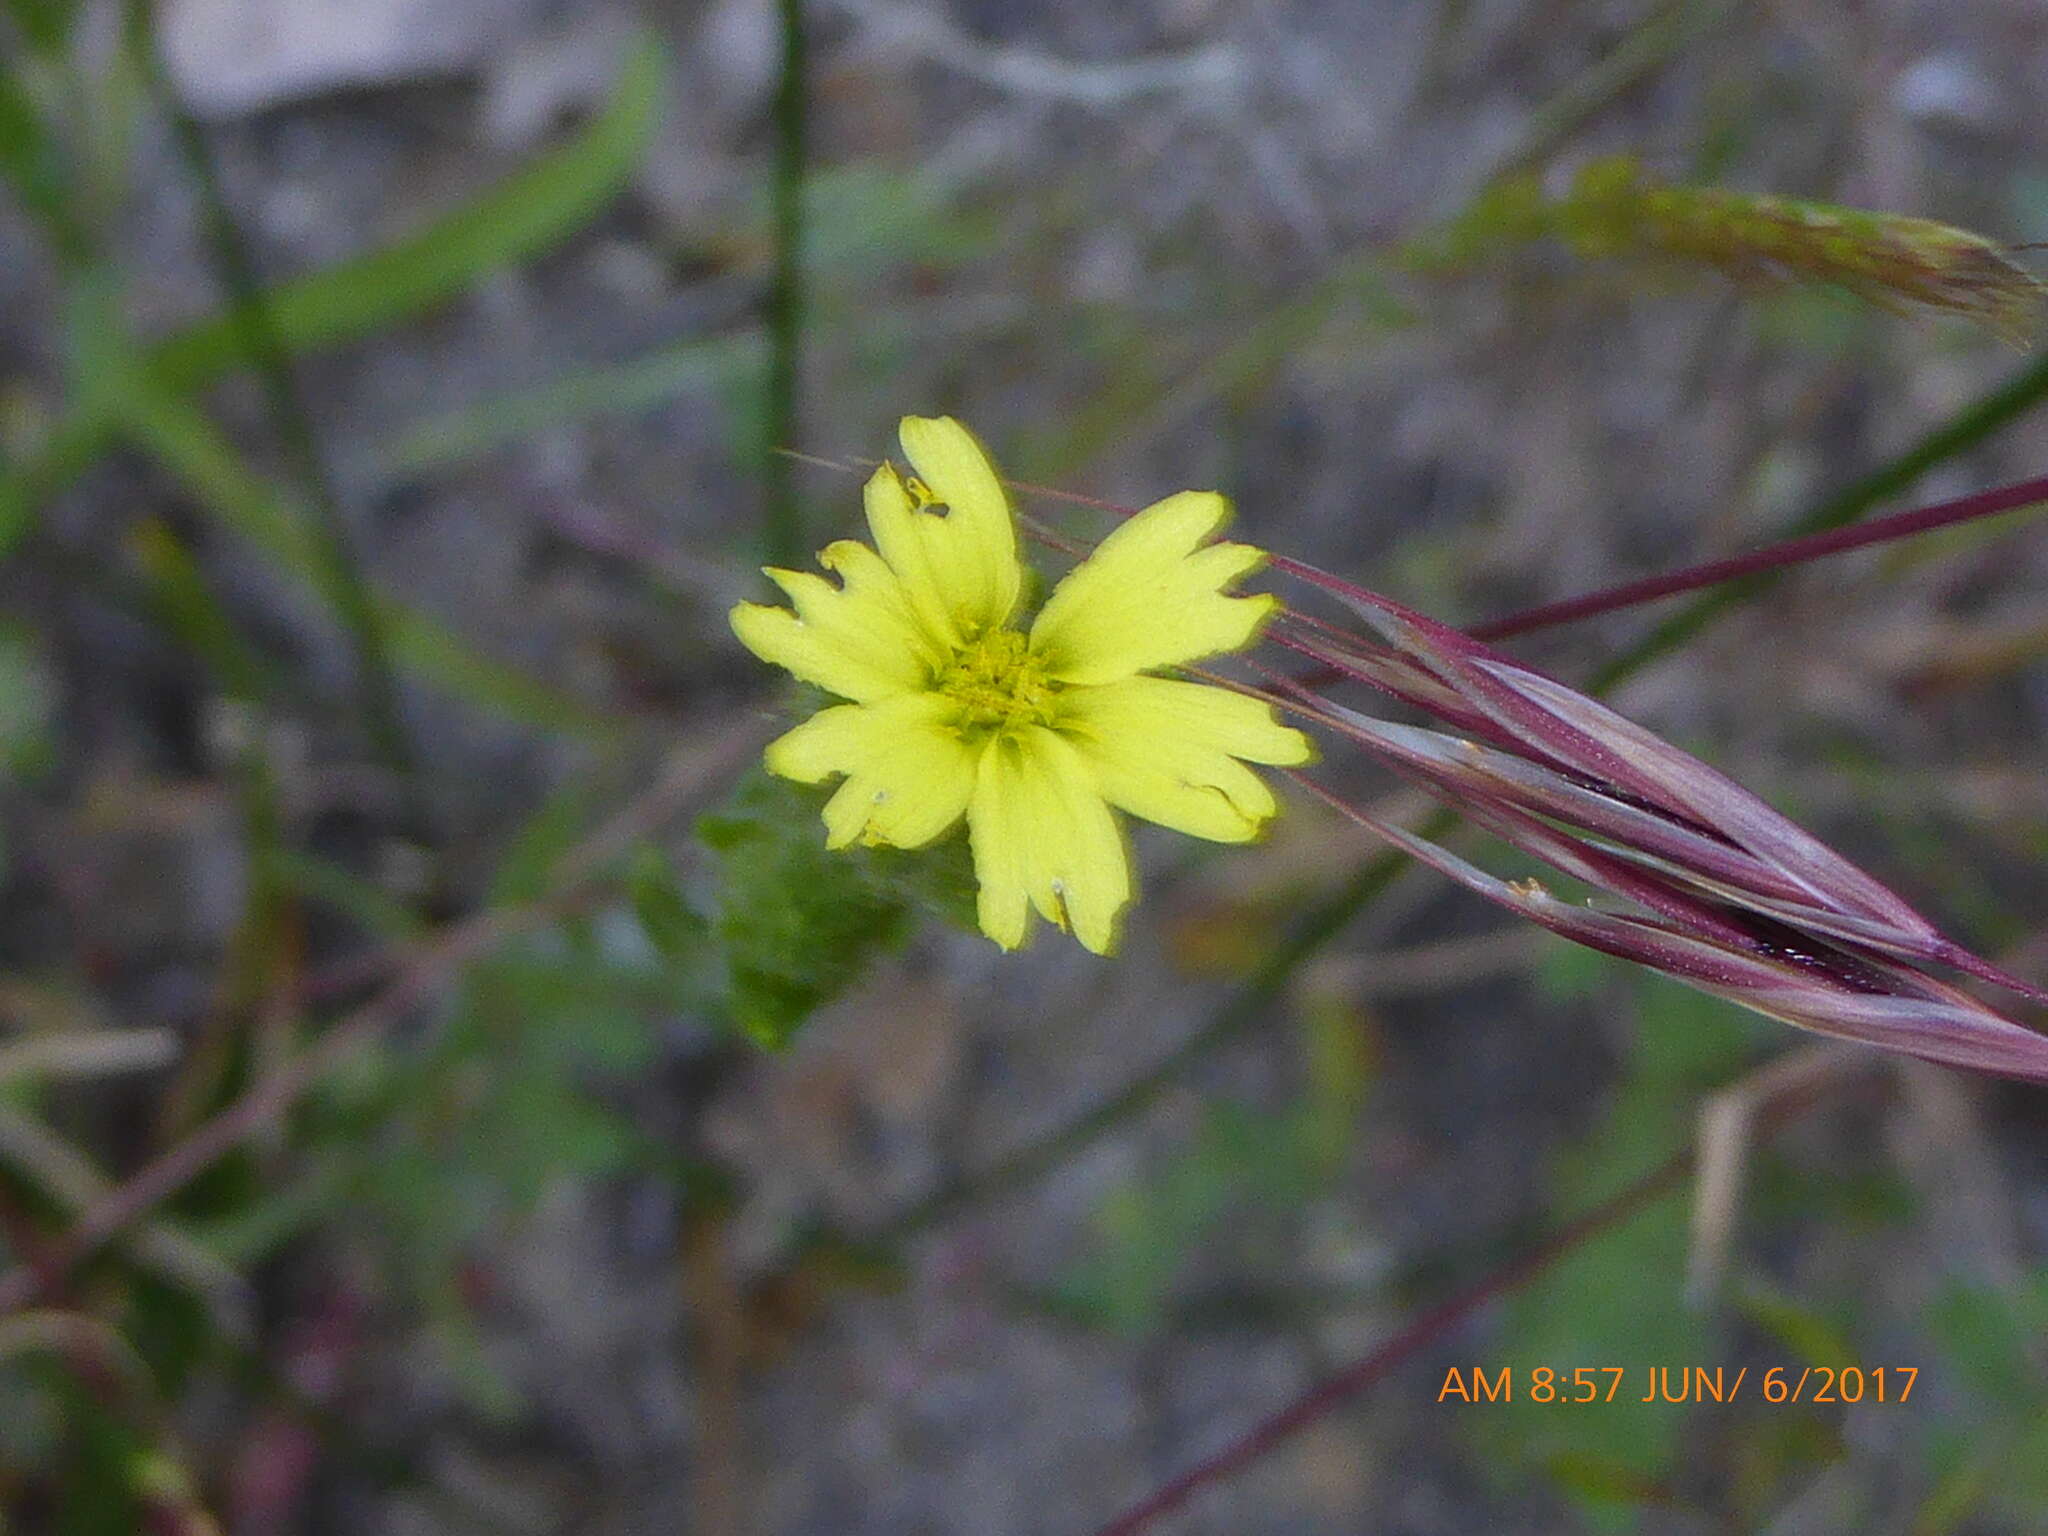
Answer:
936;628;1059;736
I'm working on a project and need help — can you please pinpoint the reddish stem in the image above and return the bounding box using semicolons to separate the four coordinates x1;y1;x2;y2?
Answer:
1090;1150;1692;1536
1468;474;2048;640
1005;469;2048;652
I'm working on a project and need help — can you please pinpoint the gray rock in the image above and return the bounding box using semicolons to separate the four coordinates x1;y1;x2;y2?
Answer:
161;0;552;116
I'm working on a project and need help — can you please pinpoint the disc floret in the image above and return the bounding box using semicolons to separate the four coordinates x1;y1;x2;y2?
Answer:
937;629;1060;736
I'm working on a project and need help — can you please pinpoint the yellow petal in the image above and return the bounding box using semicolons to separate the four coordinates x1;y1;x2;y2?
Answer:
967;727;1132;955
1029;491;1279;685
861;416;1023;642
1058;677;1312;842
729;538;938;703
818;538;941;657
764;692;975;850
862;462;962;649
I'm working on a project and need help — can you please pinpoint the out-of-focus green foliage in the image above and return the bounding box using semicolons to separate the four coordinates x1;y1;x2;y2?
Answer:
383;334;766;476
254;787;686;1409
1914;1276;2048;1533
129;518;277;705
3;0;78;52
1479;954;1769;1525
384;160;992;478
628;845;708;965
0;620;55;876
148;44;667;393
0;1;85;258
352;942;668;1274
0;621;54;781
120;382;614;736
1048;995;1373;1336
4;4;2047;1527
203;759;976;1375
1049;1102;1338;1337
0;36;666;556
0;68;83;263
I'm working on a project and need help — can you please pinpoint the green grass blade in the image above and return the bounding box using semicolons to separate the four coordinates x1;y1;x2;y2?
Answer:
147;40;665;389
120;389;618;738
380;332;764;474
4;0;81;52
0;64;88;263
0;41;665;561
130;517;280;703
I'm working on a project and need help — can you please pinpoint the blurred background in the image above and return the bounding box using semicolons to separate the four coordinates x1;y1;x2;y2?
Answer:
3;0;2048;1531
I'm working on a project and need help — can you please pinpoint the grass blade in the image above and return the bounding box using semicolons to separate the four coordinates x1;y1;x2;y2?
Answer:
0;38;665;559
148;40;666;389
122;388;617;737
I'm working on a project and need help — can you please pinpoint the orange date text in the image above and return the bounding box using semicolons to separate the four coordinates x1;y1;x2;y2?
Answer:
1435;1365;1917;1405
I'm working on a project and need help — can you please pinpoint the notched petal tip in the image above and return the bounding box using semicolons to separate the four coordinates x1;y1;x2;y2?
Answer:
968;729;1132;959
863;458;910;505
766;696;978;852
814;540;864;576
975;880;1031;952
1058;676;1309;848
1198;536;1266;579
898;412;992;465
898;415;1009;510
729;598;790;652
1031;493;1287;684
869;414;1024;640
1268;719;1317;769
1052;877;1127;957
1140;487;1233;538
1222;587;1285;647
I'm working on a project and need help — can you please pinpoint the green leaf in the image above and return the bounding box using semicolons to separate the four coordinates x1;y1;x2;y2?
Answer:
699;768;912;1048
386;601;618;739
0;618;55;783
1480;978;1737;1523
489;782;599;907
1542;1450;1676;1509
269;849;428;942
314;927;667;1329
129;516;278;703
0;63;86;262
1052;1101;1336;1337
1533;937;1626;1004
1926;1276;2048;1411
1631;982;1770;1085
2005;1413;2048;1513
628;845;708;963
1737;1282;1858;1371
4;0;78;52
1297;990;1375;1172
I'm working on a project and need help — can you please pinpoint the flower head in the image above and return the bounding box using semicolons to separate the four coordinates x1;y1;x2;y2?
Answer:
731;415;1312;954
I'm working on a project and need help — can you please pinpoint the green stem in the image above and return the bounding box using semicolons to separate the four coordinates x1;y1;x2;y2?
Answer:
126;2;421;825
763;0;808;568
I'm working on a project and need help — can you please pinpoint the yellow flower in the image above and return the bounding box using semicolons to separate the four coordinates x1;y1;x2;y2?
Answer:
730;415;1313;955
